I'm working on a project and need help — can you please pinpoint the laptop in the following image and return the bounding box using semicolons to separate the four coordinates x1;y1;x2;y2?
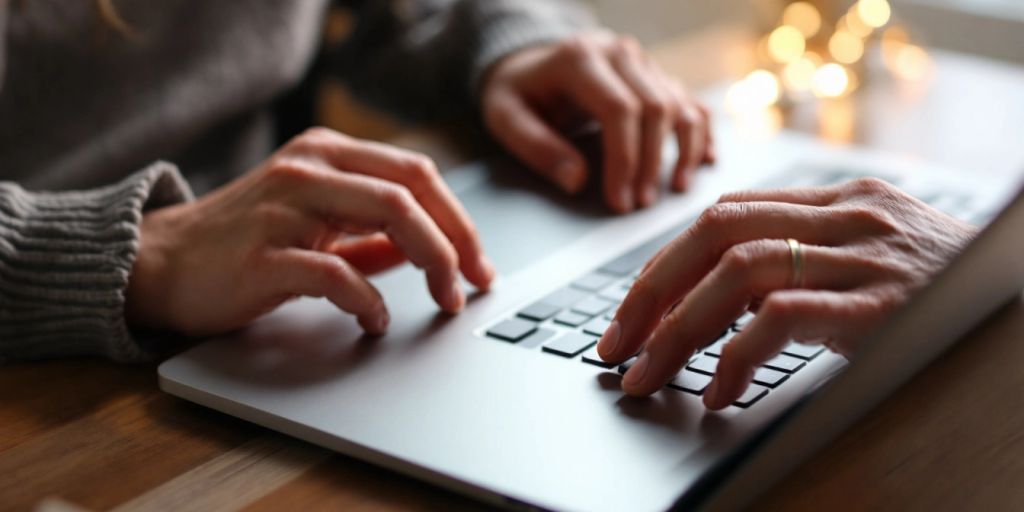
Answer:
158;122;1024;511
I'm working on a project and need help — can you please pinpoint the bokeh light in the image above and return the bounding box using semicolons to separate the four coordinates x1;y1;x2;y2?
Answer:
768;25;806;64
857;0;892;29
812;63;851;98
782;2;822;38
829;30;865;64
726;69;782;113
839;12;873;38
782;56;818;92
891;44;932;81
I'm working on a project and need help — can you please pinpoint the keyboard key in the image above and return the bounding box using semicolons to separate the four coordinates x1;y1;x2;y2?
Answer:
733;384;769;408
543;332;597;357
617;356;638;374
702;338;727;357
486;318;537;342
581;317;612;336
541;287;588;309
668;370;713;394
752;367;789;388
517;302;561;322
572;296;615;317
553;310;591;327
782;343;825;361
598;284;630;302
517;328;558;349
572;272;616;292
603;304;619;320
732;312;755;331
687;356;720;376
581;346;615;368
762;354;806;373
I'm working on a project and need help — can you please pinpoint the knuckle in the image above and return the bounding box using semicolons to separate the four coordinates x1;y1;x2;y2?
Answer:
617;35;643;55
402;154;440;187
759;294;797;322
265;159;320;186
559;35;596;61
377;183;416;218
295;126;343;148
695;202;744;232
604;94;640;119
847;177;892;196
719;242;764;276
843;205;899;233
321;256;355;285
641;95;670;121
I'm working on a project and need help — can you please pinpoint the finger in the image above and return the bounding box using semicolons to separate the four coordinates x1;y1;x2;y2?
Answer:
705;289;885;409
671;100;707;192
608;38;672;208
280;164;464;313
484;92;588;194
327;233;407;275
696;103;717;165
558;41;641;212
300;129;495;290
718;186;841;207
619;240;870;396
599;201;860;364
267;248;390;335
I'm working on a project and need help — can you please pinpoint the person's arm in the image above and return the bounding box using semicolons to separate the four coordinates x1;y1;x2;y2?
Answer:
330;0;595;121
0;163;193;362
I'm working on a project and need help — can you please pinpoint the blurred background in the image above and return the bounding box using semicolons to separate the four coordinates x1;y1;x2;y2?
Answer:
324;0;1024;179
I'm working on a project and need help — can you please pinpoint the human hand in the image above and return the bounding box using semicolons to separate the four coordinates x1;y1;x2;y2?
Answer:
596;178;978;409
481;31;714;213
125;128;494;337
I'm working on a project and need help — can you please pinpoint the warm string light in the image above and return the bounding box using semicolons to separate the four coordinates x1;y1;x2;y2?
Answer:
727;0;931;122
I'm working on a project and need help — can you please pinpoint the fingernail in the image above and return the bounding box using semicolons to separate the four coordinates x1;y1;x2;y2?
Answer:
705;377;721;407
623;351;650;388
618;187;634;212
373;308;390;334
555;161;581;193
597;320;621;359
448;282;465;312
640;186;658;207
476;256;497;286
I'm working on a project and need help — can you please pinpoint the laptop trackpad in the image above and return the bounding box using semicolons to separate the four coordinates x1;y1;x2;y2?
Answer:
448;159;615;275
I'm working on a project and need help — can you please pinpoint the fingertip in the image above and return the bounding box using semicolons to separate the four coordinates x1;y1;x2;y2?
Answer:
554;160;586;194
596;320;622;361
359;306;390;336
472;256;497;291
637;185;658;208
608;186;635;213
445;282;466;313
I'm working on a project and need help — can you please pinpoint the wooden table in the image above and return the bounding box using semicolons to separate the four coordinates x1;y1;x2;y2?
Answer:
4;27;1024;512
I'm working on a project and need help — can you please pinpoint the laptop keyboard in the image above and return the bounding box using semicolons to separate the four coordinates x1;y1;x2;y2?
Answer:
478;167;992;409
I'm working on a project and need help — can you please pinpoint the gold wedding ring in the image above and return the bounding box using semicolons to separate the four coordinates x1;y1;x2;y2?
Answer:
786;238;804;289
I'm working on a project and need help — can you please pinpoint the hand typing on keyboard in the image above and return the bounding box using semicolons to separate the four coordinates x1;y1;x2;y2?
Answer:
596;178;979;409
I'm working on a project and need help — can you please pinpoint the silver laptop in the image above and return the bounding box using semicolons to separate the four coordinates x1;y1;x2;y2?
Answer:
159;124;1024;511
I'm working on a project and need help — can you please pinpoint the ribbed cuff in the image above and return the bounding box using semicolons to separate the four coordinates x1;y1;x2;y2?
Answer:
0;161;193;362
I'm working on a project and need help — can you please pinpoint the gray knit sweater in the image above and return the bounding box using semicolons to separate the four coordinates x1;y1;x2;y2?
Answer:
0;0;591;362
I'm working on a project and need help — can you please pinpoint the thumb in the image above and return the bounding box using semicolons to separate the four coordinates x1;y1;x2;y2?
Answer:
327;234;407;276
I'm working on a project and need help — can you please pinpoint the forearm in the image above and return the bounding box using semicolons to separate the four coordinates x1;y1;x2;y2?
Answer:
0;162;193;362
330;0;596;121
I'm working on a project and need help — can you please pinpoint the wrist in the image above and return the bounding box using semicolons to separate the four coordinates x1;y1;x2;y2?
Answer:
124;207;177;332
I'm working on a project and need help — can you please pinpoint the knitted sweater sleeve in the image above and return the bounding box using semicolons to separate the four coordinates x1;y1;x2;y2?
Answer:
0;162;193;362
331;0;597;121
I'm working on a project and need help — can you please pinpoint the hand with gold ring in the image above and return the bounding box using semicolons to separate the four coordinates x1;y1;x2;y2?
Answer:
596;178;979;409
